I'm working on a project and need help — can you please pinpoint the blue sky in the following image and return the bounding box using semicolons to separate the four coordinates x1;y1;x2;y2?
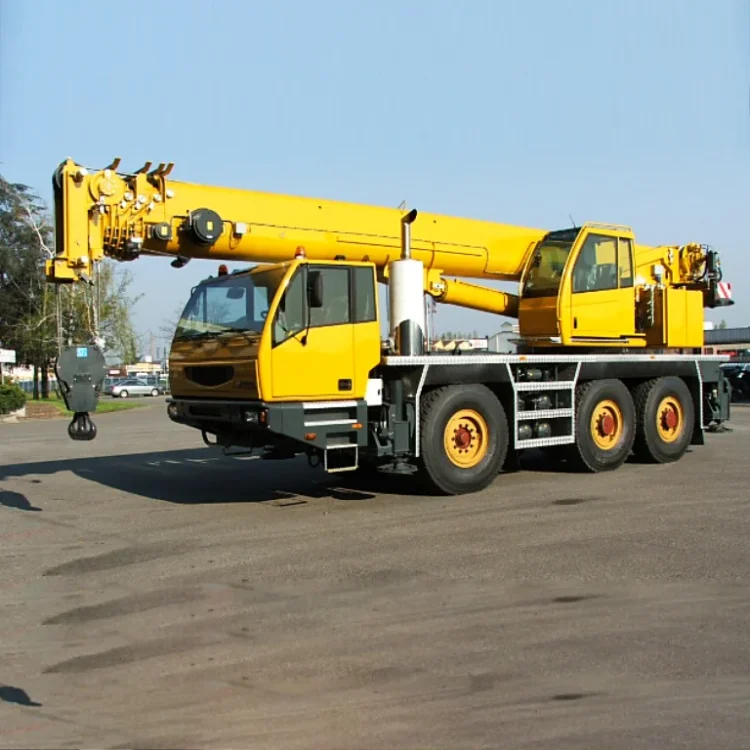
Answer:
1;0;748;354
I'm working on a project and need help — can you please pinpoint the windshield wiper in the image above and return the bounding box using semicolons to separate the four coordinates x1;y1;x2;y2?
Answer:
226;327;261;335
174;330;229;340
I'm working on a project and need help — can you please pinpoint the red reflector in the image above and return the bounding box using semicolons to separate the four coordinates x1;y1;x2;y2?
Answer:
305;432;316;441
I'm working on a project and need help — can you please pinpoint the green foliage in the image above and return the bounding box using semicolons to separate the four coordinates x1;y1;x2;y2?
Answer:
45;397;145;415
0;383;26;414
0;175;54;363
60;260;141;363
1;172;142;397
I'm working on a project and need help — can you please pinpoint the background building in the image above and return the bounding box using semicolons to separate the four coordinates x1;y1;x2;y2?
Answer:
488;322;519;353
703;326;750;357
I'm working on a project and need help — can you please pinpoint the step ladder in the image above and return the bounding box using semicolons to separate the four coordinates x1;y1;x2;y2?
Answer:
302;400;363;472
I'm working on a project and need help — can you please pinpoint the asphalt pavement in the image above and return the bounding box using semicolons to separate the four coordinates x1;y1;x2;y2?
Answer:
1;400;749;748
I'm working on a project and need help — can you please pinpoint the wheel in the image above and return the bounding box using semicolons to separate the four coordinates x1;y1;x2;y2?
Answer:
566;379;635;472
631;377;694;463
151;388;159;397
119;390;128;398
418;384;508;495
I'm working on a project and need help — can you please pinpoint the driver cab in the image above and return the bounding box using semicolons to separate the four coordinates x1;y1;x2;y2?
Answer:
259;259;381;401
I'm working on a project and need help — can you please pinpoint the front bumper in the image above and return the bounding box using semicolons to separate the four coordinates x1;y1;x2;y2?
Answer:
166;397;369;452
168;397;269;428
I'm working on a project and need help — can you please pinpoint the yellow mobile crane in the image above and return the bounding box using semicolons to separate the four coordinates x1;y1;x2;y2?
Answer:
47;158;733;494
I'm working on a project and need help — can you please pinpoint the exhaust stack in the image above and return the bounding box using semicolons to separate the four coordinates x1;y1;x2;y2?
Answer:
389;209;425;356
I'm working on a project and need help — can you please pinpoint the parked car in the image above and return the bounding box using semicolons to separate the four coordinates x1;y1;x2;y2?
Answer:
721;363;750;402
103;377;126;395
110;378;163;398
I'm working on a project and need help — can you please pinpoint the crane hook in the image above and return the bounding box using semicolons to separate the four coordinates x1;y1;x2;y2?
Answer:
67;412;97;441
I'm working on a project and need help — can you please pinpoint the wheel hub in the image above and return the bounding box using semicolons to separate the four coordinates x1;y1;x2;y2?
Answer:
599;414;615;436
443;409;489;469
454;426;472;449
590;399;623;451
656;397;683;443
662;407;678;430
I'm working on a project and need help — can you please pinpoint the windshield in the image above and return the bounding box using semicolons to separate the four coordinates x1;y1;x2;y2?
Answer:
522;233;577;298
174;267;288;340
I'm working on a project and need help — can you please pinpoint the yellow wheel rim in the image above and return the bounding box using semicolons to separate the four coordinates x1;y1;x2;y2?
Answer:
443;409;489;468
656;396;683;443
589;399;623;451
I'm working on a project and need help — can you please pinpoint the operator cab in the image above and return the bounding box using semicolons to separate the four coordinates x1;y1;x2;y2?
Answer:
519;224;637;347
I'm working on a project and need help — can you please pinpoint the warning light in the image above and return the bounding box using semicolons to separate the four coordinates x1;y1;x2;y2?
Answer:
294;246;307;259
218;264;228;275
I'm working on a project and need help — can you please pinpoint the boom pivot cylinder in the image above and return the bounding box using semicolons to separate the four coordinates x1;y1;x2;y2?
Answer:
430;277;520;319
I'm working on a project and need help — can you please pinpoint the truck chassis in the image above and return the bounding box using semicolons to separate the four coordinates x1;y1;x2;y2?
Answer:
165;351;731;495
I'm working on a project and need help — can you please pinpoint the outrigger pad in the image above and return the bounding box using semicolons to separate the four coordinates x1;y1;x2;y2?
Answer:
55;345;106;441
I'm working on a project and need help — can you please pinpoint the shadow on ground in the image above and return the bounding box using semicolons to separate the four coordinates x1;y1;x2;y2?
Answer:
0;685;43;707
0;489;42;512
0;442;645;506
516;447;695;474
0;447;422;505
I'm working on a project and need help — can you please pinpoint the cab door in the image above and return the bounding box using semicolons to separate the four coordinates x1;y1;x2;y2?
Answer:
569;233;635;341
270;264;356;400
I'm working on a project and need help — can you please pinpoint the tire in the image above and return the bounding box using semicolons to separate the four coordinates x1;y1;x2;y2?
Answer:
631;377;694;464
151;388;159;397
566;379;635;472
418;384;508;495
119;390;128;398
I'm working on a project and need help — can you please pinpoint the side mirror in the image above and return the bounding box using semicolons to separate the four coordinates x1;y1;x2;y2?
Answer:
226;287;245;300
308;271;323;308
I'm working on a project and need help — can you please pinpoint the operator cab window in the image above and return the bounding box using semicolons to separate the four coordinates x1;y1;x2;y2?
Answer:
572;234;620;293
618;238;634;288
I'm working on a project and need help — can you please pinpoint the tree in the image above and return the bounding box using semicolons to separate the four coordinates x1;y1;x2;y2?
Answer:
158;303;186;346
1;172;142;396
0;175;57;397
60;260;141;364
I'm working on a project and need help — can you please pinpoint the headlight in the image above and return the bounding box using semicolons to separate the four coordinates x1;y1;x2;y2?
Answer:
243;409;267;425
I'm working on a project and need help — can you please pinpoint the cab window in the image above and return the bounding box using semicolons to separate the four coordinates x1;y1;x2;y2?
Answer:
353;266;376;322
272;265;377;346
618;238;634;288
572;234;620;293
309;267;351;327
272;268;306;345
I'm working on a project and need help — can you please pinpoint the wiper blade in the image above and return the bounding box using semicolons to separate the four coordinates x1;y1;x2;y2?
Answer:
174;330;227;340
226;327;261;334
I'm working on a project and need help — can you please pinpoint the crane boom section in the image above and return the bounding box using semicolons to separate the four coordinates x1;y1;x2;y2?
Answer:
46;158;546;288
